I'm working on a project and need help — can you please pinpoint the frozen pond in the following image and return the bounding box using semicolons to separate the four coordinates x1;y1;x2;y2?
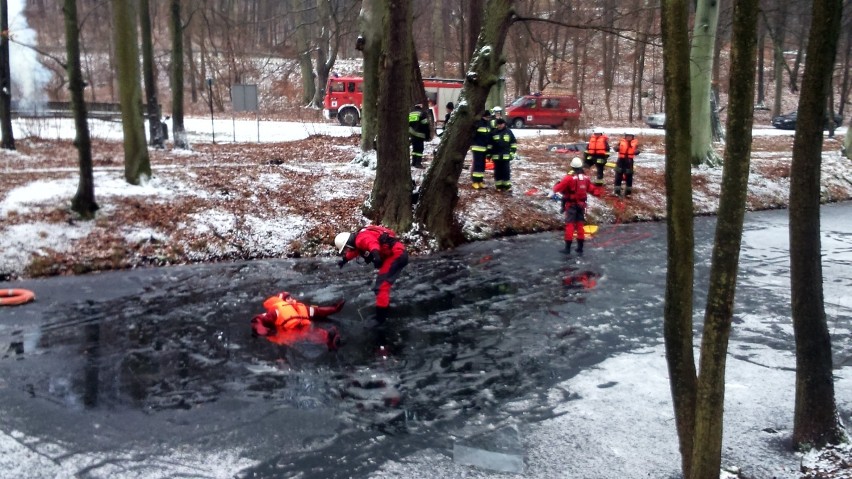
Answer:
1;203;850;478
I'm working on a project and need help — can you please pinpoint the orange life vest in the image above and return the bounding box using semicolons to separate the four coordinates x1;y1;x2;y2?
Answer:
262;296;312;330
618;138;638;159
587;134;609;155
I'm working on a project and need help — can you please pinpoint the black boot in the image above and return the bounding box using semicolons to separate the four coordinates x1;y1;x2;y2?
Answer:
576;239;585;257
375;306;389;324
561;240;572;255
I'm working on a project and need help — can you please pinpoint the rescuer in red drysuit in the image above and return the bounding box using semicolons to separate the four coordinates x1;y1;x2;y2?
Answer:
251;291;344;350
334;225;409;323
552;157;600;256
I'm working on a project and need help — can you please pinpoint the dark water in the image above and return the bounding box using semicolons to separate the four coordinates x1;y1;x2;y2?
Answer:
1;203;850;478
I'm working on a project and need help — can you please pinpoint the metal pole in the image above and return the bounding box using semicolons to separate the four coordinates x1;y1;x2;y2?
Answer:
207;77;214;144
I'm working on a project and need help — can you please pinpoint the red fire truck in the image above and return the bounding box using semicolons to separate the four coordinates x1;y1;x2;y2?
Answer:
323;76;464;126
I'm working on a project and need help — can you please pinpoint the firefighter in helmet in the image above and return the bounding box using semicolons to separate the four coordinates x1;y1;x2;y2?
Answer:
552;157;597;256
251;291;344;350
615;132;639;197
488;118;517;192
584;127;610;187
408;103;431;168
470;109;493;189
335;225;409;323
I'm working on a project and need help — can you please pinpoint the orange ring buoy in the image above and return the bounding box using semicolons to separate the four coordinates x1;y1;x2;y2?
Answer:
0;289;36;306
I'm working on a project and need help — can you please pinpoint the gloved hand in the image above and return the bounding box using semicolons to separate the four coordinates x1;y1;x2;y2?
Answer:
370;250;383;269
337;258;347;268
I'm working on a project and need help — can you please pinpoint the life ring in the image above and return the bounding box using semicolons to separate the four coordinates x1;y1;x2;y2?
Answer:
0;289;36;306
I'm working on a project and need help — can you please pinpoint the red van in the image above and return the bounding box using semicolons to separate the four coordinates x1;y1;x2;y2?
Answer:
504;93;581;129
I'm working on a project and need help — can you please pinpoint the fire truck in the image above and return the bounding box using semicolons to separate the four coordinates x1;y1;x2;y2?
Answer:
323;76;464;127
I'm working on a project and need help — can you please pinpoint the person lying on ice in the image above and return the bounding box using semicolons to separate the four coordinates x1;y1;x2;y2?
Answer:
334;225;409;323
251;291;344;351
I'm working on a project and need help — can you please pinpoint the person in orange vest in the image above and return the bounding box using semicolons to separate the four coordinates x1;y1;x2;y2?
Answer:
615;132;639;197
335;225;409;323
551;157;599;256
251;292;345;350
584;127;610;187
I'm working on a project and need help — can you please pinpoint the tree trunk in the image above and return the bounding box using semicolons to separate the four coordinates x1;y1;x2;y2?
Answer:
0;0;14;150
65;0;98;219
295;0;315;105
689;0;758;476
309;0;340;108
414;0;515;248
112;0;152;185
769;3;787;117
369;0;413;231
756;18;765;107
170;0;188;149
790;0;844;450
359;0;382;152
186;11;197;104
431;0;445;77
139;0;162;148
660;0;697;476
689;0;722;167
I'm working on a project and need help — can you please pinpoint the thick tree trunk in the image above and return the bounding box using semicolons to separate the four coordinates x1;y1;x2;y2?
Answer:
689;0;722;167
170;0;188;149
414;0;515;248
112;0;151;185
689;0;758;476
0;0;14;150
431;0;445;77
756;19;766;106
660;0;697;476
359;0;382;152
369;0;413;231
309;0;340;108
65;0;98;218
139;0;162;148
769;3;787;117
790;0;844;450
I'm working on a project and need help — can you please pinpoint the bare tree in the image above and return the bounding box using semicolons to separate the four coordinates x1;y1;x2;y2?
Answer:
689;0;723;166
789;0;846;450
358;0;382;152
659;0;696;475
112;0;151;184
139;0;162;148
368;0;413;231
0;0;14;150
65;0;98;218
414;0;515;247
170;0;189;149
689;0;759;475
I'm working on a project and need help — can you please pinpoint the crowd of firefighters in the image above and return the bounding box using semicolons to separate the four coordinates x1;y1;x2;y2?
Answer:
251;105;640;353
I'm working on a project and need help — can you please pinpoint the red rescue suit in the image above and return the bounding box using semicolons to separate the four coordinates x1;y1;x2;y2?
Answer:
553;171;594;242
341;225;409;308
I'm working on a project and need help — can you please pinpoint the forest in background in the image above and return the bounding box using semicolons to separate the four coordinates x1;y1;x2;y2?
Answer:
11;0;852;127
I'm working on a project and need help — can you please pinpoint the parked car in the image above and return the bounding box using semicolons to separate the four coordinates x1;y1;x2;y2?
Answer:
505;93;582;129
771;111;843;130
645;112;666;128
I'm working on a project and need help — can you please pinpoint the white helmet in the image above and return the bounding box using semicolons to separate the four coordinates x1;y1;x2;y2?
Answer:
593;127;603;134
570;157;584;169
334;232;352;253
491;106;503;113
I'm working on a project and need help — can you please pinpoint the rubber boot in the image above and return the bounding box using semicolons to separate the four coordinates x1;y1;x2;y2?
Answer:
375;306;389;324
312;299;345;318
561;240;572;255
576;239;585;257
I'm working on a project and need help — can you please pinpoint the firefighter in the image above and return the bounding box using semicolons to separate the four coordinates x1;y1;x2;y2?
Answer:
488;118;517;192
615;132;639;197
408;103;430;168
490;106;504;127
552;157;597;256
584;127;610;187
335;225;409;323
251;292;344;351
470;110;493;189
